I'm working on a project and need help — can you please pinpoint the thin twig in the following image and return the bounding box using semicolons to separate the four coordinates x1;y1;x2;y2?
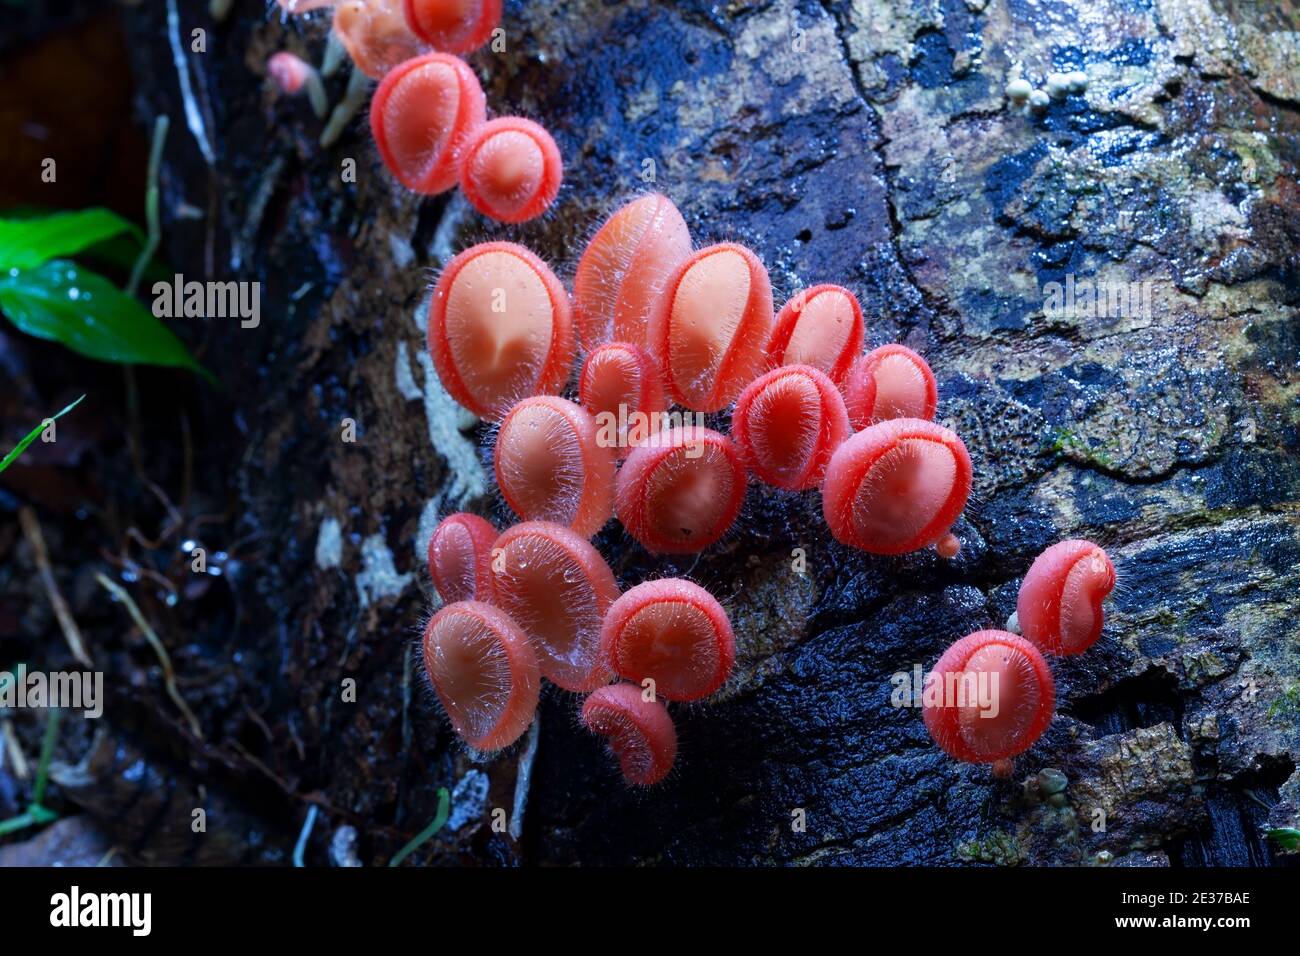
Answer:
166;0;214;165
19;507;93;667
128;115;169;297
1;720;28;779
95;572;203;739
510;716;540;841
293;804;319;867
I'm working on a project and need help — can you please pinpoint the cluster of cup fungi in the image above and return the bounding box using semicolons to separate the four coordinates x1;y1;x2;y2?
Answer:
275;1;1119;786
271;1;562;220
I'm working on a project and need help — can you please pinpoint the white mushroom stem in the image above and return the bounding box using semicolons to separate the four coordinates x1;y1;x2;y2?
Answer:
320;67;373;148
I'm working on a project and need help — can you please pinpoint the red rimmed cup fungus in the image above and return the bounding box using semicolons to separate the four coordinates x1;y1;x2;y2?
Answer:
615;426;746;554
489;521;618;693
494;396;615;537
1017;539;1117;656
428;241;574;419
651;242;775;412
843;344;938;428
731;364;850;491
422;600;540;750
599;578;735;702
581;682;677;786
572;193;691;352
459;117;562;223
402;0;501;53
334;0;427;80
370;52;485;194
426;512;497;603
578;341;666;459
922;630;1055;765
767;284;864;385
822;418;972;555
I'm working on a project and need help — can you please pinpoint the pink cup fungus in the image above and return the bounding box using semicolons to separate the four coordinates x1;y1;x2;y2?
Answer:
489;521;618;692
422;600;540;751
731;364;850;491
267;52;329;118
370;52;485;194
577;341;666;459
614;426;746;554
843;344;938;428
459;117;563;223
922;630;1055;764
1017;540;1116;656
402;0;501;53
427;512;498;603
334;0;428;80
651;242;775;412
599;578;735;702
766;284;864;385
581;682;677;786
494;396;615;538
427;241;574;419
822;418;972;555
572;193;691;352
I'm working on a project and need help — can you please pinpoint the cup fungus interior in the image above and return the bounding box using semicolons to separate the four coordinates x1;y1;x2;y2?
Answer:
469;131;542;214
865;346;937;422
574;193;691;351
923;631;1054;764
428;513;496;603
850;438;957;547
439;248;558;415
423;602;538;751
490;522;617;692
373;53;483;193
953;642;1045;761
734;366;847;489
622;429;744;553
602;580;734;701
497;402;584;522
667;249;751;409
404;0;500;52
773;286;861;382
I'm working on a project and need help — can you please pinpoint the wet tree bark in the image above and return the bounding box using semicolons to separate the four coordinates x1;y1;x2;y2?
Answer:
10;0;1298;865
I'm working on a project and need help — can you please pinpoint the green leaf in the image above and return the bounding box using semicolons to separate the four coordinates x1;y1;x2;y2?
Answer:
0;395;84;475
0;260;212;380
0;206;169;280
0;208;142;271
